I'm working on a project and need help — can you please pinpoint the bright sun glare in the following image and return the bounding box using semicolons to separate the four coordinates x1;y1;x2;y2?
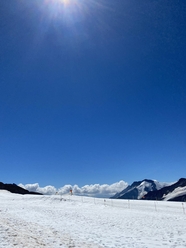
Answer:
52;0;71;5
45;0;72;6
59;0;70;4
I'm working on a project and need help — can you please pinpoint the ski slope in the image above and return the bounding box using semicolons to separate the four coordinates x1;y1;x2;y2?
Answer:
0;191;186;247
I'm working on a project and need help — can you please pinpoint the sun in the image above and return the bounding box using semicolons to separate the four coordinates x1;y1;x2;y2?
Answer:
44;0;71;6
58;0;71;5
46;0;72;6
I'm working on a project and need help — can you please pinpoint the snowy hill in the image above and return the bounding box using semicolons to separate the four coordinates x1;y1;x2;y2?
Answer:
0;191;186;247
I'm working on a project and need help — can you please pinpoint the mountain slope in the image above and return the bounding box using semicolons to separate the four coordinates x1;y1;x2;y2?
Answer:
0;182;42;195
111;178;186;201
111;179;162;200
143;178;186;201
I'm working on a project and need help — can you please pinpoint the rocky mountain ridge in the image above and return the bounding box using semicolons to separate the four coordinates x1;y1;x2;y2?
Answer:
111;178;186;202
143;178;186;201
0;182;42;195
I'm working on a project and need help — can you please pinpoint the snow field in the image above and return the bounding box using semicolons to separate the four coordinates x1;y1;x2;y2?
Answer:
0;192;186;247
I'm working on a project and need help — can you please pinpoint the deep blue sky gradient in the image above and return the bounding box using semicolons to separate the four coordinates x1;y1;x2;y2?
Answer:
0;0;186;187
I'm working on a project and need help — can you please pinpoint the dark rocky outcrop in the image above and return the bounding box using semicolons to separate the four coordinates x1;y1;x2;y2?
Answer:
168;194;186;202
0;182;42;195
143;178;186;201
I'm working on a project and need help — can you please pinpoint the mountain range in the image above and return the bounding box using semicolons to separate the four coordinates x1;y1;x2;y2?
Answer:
1;179;186;201
111;178;186;202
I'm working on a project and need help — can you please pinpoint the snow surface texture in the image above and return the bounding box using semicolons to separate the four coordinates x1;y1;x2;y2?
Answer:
0;191;186;248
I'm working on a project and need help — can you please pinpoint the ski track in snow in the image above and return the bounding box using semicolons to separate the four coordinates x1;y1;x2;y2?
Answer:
0;192;186;247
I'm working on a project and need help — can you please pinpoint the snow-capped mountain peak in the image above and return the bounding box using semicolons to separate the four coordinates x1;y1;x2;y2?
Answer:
111;179;160;200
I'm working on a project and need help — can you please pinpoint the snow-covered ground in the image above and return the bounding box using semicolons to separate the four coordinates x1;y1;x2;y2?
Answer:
0;191;186;248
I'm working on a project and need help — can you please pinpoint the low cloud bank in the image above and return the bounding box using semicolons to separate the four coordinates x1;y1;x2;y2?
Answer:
19;180;128;198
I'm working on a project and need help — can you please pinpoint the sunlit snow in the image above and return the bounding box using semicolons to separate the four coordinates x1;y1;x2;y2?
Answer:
0;191;186;247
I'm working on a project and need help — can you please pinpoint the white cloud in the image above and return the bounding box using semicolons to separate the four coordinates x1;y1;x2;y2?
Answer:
19;180;128;198
19;183;56;195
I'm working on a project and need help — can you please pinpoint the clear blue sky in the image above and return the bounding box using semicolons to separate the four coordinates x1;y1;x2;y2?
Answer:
0;0;186;188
